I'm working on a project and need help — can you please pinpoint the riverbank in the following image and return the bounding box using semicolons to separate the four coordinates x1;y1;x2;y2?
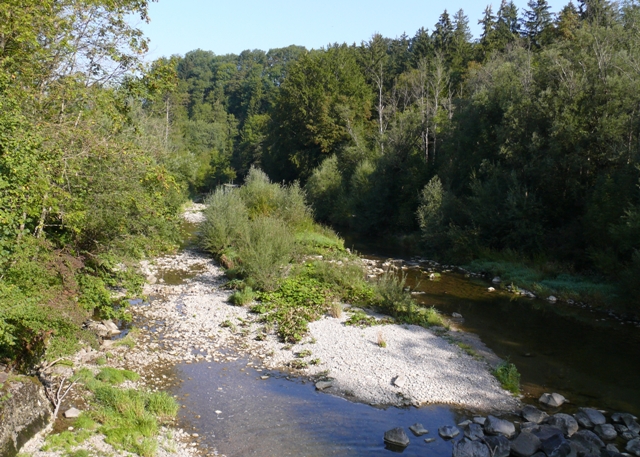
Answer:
129;204;518;414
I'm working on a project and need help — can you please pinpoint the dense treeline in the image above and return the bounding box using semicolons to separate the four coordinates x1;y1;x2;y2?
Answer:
3;0;640;367
164;0;640;304
0;0;186;366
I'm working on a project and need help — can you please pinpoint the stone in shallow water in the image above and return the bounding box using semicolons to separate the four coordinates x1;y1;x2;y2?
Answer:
409;423;428;436
594;424;618;441
484;415;516;438
547;413;579;437
439;425;460;439
424;437;436;443
522;405;548;424
483;435;511;457
453;438;490;457
384;428;410;448
315;381;332;390
511;431;542;457
539;392;566;408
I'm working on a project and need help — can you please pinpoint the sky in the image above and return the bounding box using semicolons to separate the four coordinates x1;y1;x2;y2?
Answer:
138;0;571;59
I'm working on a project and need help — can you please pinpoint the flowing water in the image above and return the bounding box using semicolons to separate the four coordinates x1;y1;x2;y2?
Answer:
341;232;640;417
148;222;640;455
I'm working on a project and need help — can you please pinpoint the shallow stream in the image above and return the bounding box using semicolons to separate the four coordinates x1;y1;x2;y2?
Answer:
146;222;640;455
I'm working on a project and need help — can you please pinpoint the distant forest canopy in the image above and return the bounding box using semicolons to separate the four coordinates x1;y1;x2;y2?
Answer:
158;0;640;298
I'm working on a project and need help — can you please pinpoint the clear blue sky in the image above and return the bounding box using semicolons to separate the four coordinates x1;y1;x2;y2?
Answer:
138;0;571;59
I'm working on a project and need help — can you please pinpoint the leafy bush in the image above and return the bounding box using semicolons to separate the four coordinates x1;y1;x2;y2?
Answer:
200;188;249;255
252;275;330;342
493;361;521;394
229;287;256;306
237;217;295;290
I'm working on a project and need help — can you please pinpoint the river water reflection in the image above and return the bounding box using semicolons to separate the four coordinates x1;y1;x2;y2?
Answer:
172;358;464;456
341;233;640;416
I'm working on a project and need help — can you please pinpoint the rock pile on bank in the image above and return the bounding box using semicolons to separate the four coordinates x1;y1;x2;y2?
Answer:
383;396;640;457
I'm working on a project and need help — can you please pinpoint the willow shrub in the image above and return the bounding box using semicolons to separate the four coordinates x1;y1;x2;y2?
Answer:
200;167;311;290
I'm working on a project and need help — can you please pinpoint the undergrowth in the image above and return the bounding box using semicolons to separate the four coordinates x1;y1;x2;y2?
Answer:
465;250;618;306
201;167;448;343
43;367;179;456
493;361;521;394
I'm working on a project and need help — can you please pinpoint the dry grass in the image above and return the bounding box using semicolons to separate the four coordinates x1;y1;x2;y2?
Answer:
330;302;342;318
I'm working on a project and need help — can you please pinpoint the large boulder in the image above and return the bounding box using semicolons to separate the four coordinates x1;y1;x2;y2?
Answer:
511;431;542;457
627;438;640;457
574;408;606;429
534;427;570;457
463;423;485;441
570;430;605;454
384;428;410;448
453;438;491;457
484;415;516;438
539;393;567;408
0;376;51;457
522;405;549;424
483;435;511;457
594;424;617;441
547;413;579;437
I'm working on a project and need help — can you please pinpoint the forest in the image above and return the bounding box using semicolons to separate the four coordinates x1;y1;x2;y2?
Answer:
163;0;640;302
1;0;639;366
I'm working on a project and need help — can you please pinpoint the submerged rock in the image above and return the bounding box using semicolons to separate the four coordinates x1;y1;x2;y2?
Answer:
315;381;333;391
384;428;410;448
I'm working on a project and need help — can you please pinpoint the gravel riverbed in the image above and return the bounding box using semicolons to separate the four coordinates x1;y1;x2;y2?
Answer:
126;204;518;413
22;204;518;457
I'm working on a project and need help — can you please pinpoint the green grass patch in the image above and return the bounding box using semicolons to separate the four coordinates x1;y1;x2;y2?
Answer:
466;253;618;305
63;368;179;456
96;367;140;385
493;361;521;394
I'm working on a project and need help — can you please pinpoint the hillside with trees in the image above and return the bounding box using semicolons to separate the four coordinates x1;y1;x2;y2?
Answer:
2;0;640;368
161;0;640;306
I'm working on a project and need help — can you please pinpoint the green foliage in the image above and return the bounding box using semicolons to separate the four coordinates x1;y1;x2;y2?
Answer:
253;275;330;342
344;310;381;328
67;369;178;457
229;287;256;306
493;361;521;394
237;216;295;291
96;367;140;385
